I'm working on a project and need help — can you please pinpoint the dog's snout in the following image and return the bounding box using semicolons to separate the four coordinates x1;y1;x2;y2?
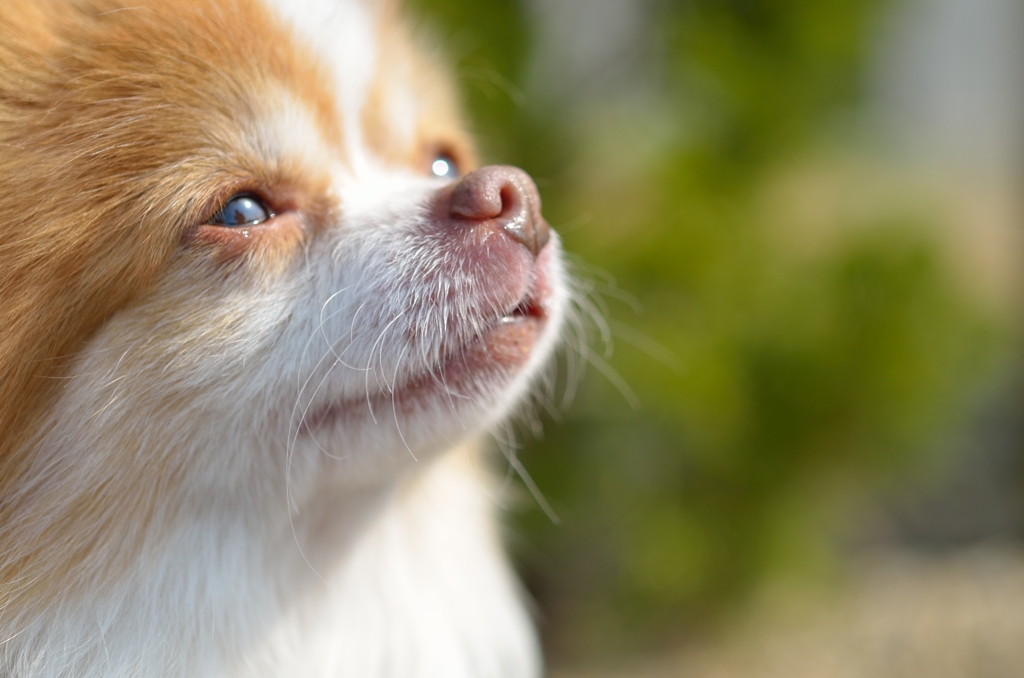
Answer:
449;166;550;256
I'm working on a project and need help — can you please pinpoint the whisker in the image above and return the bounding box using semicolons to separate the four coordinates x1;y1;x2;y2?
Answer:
581;346;640;411
389;345;417;462
609;319;682;374
502;443;560;526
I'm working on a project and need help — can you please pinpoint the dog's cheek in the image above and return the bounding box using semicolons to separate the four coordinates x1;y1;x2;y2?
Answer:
71;262;301;440
0;264;305;608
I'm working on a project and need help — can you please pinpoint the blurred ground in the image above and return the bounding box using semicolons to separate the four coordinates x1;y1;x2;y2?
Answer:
553;544;1024;678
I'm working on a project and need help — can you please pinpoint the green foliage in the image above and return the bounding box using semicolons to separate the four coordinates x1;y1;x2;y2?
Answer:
408;0;1002;663
664;0;887;170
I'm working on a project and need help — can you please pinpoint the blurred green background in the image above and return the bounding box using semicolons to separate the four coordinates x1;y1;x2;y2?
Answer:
409;0;1021;673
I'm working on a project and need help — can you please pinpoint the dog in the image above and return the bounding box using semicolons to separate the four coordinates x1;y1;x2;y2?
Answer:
0;0;567;675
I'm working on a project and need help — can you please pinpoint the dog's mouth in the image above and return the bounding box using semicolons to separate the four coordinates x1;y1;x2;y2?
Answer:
442;242;556;378
402;250;554;401
473;287;548;363
504;297;545;322
300;247;556;435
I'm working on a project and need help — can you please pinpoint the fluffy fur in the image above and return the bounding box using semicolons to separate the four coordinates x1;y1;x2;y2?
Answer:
0;0;567;676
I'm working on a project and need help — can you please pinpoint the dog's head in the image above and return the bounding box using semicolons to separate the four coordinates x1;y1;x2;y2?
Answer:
0;0;565;605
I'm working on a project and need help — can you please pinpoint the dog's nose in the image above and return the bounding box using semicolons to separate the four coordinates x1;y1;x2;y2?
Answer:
449;166;550;256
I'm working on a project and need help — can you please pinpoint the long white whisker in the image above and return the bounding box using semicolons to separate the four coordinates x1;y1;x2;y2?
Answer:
494;424;560;525
389;344;417;461
318;286;355;362
363;312;405;423
581;346;640;411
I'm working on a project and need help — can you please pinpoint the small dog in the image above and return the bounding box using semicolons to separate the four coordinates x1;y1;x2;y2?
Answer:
0;0;567;676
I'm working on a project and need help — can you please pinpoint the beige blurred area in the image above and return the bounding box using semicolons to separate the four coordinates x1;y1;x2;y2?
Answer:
555;547;1024;678
760;155;1023;314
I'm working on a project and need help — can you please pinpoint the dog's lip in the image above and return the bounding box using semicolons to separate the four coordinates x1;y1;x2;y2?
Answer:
502;296;546;323
435;241;555;372
299;314;545;436
300;246;553;434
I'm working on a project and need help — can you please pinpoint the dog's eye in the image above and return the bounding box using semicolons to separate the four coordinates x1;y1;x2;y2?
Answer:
430;154;460;180
210;193;273;227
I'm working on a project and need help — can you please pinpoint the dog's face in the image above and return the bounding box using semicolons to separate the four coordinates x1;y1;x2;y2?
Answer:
0;0;564;605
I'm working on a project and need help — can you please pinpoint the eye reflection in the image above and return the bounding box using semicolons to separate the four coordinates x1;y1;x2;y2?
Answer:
431;154;460;180
210;193;273;228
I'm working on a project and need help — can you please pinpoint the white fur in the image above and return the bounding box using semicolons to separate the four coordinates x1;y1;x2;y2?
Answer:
265;0;379;175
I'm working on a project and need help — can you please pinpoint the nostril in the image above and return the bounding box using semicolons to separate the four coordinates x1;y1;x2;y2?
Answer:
450;175;503;221
498;185;522;222
448;165;550;256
